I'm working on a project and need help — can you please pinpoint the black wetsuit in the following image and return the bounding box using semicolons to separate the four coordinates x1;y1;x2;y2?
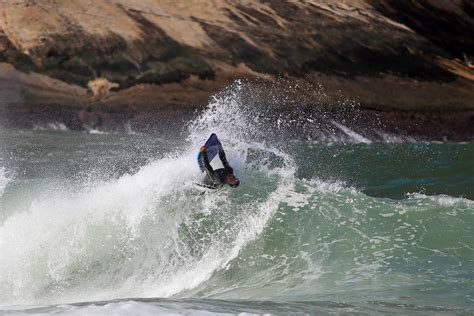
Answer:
201;143;232;189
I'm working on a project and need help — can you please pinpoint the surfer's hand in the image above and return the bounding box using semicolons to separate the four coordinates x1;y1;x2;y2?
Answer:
200;146;206;153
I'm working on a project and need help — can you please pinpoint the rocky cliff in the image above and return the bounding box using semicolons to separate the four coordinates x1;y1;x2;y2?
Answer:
0;0;473;137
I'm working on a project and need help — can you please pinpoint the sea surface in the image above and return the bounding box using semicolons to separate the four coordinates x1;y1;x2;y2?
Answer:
0;84;473;315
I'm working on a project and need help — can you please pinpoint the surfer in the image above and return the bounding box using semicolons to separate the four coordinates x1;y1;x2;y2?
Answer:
199;138;240;189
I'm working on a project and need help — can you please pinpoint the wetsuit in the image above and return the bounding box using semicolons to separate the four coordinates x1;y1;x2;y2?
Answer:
200;142;232;189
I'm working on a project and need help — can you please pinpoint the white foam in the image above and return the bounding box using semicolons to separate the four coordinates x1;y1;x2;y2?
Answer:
88;128;107;134
63;301;181;315
0;147;296;305
407;193;473;208
1;301;222;315
307;178;358;195
33;122;69;131
0;166;11;197
0;80;300;306
331;121;371;144
0;152;202;303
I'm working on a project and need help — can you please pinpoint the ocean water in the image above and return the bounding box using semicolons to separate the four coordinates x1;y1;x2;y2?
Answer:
0;83;473;315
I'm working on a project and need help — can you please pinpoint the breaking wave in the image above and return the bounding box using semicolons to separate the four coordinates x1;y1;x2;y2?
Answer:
0;81;472;313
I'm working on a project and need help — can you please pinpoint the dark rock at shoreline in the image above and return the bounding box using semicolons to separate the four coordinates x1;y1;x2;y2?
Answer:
1;64;472;141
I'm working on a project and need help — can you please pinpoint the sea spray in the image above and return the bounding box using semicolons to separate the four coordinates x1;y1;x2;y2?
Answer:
187;79;376;145
0;81;299;305
0;145;286;303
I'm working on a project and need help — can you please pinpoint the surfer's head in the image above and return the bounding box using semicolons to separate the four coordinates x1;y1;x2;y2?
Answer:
225;173;240;188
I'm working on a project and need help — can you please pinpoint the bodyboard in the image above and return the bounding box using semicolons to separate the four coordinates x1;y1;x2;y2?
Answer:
197;133;219;172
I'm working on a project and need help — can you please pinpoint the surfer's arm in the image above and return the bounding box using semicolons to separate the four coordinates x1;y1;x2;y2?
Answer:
217;141;232;172
200;146;215;176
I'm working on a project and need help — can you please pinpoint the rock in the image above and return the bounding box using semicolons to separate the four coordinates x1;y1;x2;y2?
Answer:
0;0;473;138
1;0;472;87
464;54;474;69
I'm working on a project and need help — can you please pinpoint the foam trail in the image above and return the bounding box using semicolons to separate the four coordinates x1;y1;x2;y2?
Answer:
332;121;371;144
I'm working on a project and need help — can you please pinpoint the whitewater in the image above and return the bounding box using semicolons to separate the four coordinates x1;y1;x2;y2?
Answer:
0;81;473;315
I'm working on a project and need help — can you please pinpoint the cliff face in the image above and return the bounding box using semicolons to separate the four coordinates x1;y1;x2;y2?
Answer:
0;0;473;136
1;0;473;84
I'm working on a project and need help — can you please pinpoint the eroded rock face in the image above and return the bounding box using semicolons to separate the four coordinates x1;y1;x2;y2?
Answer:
0;0;473;138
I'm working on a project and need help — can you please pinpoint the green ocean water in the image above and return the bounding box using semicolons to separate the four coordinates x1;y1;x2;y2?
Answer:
0;83;473;315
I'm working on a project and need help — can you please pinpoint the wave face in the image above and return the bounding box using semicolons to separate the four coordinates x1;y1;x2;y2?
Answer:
0;81;473;314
